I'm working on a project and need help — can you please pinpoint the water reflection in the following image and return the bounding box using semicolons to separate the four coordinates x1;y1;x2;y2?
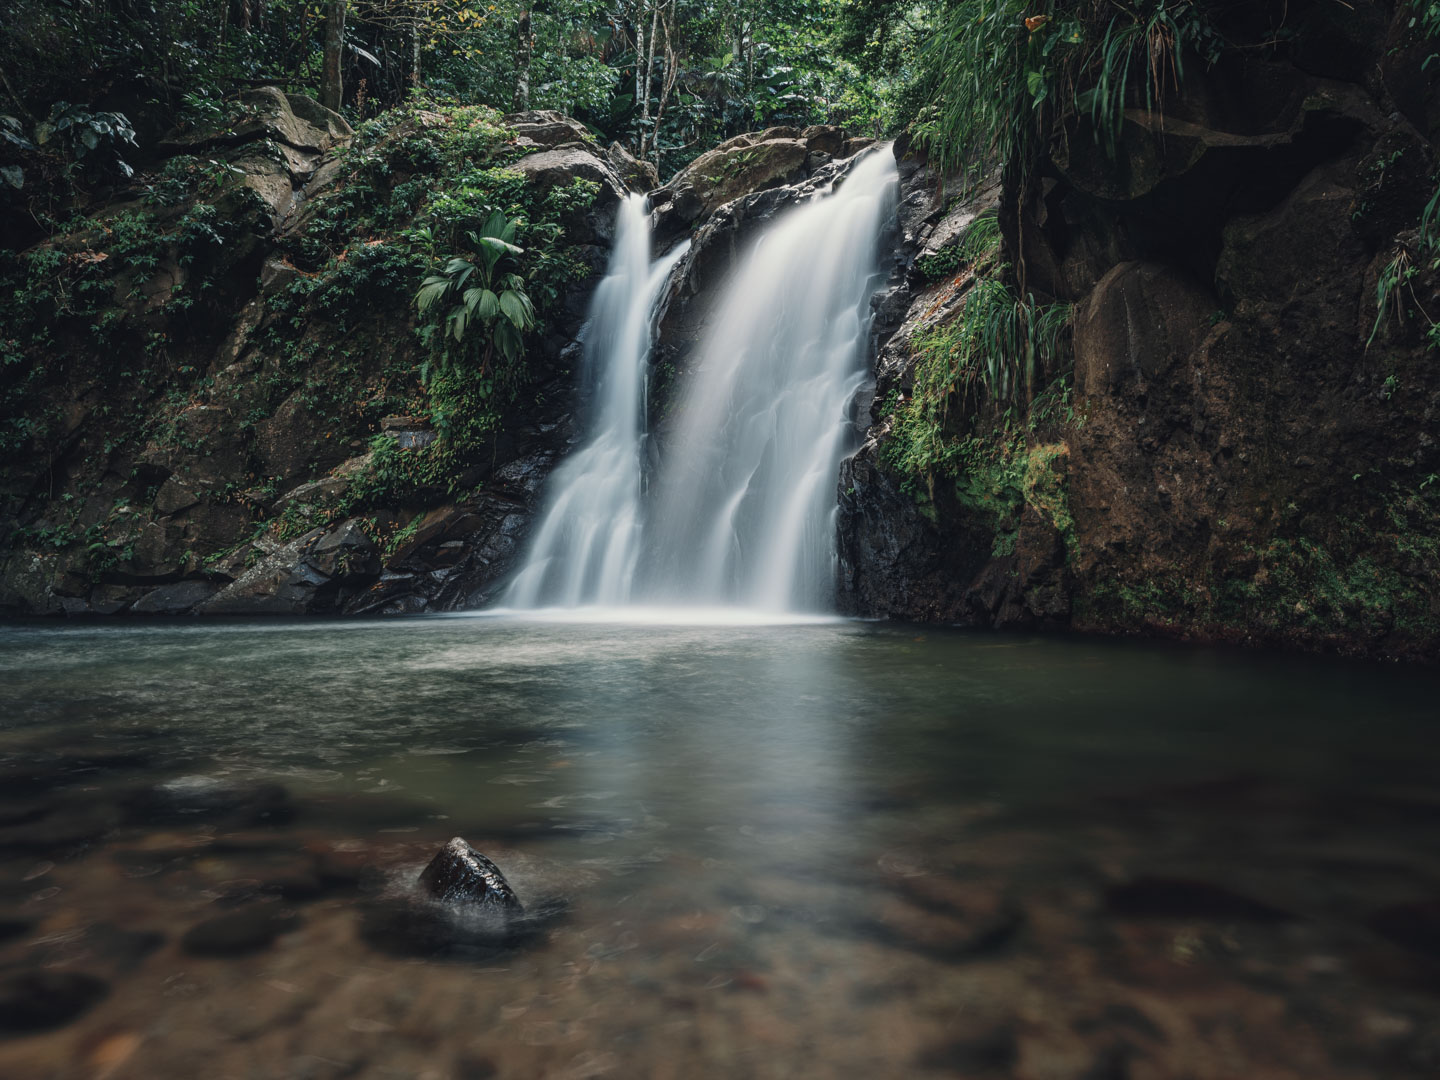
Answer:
0;620;1438;1078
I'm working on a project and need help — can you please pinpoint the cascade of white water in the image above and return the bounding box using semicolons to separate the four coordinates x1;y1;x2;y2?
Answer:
642;148;899;611
505;195;688;607
505;147;897;615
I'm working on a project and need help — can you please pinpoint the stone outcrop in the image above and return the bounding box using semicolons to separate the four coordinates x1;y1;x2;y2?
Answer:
651;124;873;246
0;97;635;618
837;7;1440;660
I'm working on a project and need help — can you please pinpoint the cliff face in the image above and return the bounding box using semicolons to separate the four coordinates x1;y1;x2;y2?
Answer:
0;102;868;617
838;4;1440;662
0;93;636;615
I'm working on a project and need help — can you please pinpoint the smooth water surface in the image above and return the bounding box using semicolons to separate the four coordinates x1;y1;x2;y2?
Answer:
1;618;1438;1079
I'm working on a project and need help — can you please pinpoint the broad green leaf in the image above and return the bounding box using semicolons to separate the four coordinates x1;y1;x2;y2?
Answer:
499;290;531;329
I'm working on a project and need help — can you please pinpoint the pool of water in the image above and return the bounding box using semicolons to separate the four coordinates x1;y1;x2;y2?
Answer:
1;616;1438;1078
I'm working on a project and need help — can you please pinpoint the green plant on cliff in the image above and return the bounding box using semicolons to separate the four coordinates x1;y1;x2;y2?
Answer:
917;0;1221;175
415;209;537;382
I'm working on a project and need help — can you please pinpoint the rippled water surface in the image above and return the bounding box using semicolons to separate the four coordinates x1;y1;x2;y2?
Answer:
1;617;1438;1079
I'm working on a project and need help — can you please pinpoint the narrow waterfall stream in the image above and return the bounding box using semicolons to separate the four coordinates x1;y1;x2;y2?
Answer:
505;196;689;608
507;147;898;614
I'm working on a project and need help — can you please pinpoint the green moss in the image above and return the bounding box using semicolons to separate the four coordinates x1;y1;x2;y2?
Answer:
1079;482;1440;644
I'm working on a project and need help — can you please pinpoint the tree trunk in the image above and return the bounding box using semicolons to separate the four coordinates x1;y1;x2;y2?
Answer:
638;3;658;158
513;9;532;111
410;3;421;88
633;9;645;117
321;0;346;112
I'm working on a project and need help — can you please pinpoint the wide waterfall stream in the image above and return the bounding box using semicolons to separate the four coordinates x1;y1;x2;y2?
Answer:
1;620;1438;1078
507;148;898;614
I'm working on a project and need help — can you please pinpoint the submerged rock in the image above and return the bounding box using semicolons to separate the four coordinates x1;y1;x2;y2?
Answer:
180;905;300;956
418;837;524;914
0;971;109;1034
357;839;554;960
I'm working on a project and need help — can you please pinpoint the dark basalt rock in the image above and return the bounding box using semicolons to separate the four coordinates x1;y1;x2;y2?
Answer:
0;971;109;1034
418;837;524;914
357;839;560;960
180;904;301;956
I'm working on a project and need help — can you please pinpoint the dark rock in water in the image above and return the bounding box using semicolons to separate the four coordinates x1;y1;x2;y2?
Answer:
122;775;294;827
0;918;32;945
0;971;109;1033
1106;876;1293;922
358;840;561;960
418;837;524;914
1369;900;1440;958
180;905;300;956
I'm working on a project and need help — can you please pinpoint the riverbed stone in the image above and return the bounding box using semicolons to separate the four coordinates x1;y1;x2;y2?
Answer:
180;904;300;956
0;971;109;1033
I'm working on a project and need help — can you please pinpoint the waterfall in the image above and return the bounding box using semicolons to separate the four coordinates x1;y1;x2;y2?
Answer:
644;148;899;611
505;147;898;615
505;195;689;608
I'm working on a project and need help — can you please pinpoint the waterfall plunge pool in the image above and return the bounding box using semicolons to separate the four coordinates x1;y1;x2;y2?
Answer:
1;616;1438;1078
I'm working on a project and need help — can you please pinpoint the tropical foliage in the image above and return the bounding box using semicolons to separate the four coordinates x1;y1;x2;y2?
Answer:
0;0;893;178
415;210;536;376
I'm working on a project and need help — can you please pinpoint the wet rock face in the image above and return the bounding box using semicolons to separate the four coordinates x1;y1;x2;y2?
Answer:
418;837;524;914
0;100;624;621
839;12;1440;657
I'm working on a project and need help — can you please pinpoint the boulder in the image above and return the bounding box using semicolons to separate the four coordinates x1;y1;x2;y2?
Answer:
153;476;199;517
418;837;524;914
385;504;462;568
160;87;352;156
356;838;538;960
254;390;357;481
504;110;592;150
606;141;660;194
510;145;628;244
510;146;626;202
198;529;330;614
659;137;810;225
129;579;220;614
801;125;845;156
